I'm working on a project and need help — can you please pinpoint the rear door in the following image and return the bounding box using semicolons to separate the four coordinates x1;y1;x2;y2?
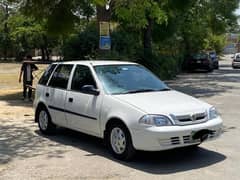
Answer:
65;65;102;136
46;64;73;127
34;64;57;109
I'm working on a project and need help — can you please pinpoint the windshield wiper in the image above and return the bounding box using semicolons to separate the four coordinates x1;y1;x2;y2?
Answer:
122;88;171;94
158;88;171;91
122;89;157;94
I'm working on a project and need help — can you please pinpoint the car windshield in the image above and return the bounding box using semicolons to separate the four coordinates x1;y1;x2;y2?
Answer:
94;64;170;95
209;52;216;58
193;53;208;60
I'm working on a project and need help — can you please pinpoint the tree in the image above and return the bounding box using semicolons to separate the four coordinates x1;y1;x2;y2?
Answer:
10;0;103;34
62;21;98;59
0;1;13;59
8;14;60;60
6;0;240;71
178;0;239;55
9;0;239;53
113;0;168;56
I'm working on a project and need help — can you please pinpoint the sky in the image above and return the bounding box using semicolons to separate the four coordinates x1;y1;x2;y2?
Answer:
235;8;240;15
235;3;240;15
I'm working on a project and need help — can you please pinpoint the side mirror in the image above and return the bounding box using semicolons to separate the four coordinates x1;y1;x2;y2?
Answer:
81;85;100;96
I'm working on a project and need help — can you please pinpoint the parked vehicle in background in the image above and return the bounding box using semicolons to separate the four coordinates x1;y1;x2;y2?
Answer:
208;51;219;69
184;52;214;72
232;53;240;69
34;61;223;160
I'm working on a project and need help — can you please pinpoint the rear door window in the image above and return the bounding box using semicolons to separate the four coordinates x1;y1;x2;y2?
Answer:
38;64;57;86
49;64;73;89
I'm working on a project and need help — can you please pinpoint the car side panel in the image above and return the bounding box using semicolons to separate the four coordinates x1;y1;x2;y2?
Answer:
43;87;67;127
99;95;145;138
34;84;49;116
65;91;103;137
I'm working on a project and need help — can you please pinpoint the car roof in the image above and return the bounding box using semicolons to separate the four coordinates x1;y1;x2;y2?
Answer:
52;60;138;66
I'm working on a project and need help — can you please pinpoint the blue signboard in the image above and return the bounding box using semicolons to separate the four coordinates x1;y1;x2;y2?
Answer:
100;36;111;50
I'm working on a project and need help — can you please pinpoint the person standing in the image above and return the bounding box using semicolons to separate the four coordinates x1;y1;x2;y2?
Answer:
19;55;38;101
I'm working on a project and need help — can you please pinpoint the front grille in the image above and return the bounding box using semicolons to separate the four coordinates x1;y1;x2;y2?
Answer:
159;130;221;147
174;112;208;125
171;137;180;145
183;135;191;144
159;135;200;147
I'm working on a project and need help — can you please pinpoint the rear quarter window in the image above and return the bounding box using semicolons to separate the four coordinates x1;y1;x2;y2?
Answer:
48;64;73;89
38;64;57;85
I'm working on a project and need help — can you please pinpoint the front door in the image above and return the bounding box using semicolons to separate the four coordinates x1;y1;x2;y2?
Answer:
65;65;102;136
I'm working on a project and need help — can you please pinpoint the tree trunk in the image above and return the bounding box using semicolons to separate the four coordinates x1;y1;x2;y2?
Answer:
41;47;46;61
3;4;9;60
143;18;153;57
97;5;111;55
96;5;111;22
46;48;50;61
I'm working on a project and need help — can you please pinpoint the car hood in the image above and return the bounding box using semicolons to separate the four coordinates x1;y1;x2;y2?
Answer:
113;90;211;115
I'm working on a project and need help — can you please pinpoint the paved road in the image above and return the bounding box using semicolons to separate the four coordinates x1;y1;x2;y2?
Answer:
0;57;239;180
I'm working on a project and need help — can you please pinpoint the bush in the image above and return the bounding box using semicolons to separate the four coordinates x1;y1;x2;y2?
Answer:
111;28;141;59
62;22;98;60
62;23;183;80
137;50;183;80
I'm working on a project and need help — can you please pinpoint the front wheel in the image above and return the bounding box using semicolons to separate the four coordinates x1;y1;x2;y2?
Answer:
107;123;136;161
208;67;214;72
36;107;56;135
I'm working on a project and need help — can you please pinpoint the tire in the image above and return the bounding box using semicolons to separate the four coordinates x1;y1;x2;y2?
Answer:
36;106;56;135
188;143;200;149
106;122;136;161
208;67;214;72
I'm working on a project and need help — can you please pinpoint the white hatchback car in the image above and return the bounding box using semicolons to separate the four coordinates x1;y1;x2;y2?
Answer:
34;61;223;160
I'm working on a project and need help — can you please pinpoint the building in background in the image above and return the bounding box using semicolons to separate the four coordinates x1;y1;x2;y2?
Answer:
223;33;240;54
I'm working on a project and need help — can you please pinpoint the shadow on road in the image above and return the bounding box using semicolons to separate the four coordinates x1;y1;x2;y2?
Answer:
34;128;226;175
0;119;68;165
167;63;240;98
0;91;23;101
0;119;226;175
0;91;34;107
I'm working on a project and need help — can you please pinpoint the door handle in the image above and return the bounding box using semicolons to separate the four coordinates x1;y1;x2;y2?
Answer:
69;98;73;103
45;93;49;97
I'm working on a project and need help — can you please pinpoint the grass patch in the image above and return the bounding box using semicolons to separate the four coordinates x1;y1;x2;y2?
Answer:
0;63;47;100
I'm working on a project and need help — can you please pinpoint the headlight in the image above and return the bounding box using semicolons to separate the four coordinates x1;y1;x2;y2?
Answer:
209;107;219;120
139;115;173;126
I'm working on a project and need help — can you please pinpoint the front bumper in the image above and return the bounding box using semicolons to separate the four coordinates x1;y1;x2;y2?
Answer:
189;63;210;70
232;61;240;68
131;117;223;151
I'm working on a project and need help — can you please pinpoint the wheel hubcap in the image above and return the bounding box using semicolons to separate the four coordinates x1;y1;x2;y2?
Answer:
110;127;126;154
39;110;48;130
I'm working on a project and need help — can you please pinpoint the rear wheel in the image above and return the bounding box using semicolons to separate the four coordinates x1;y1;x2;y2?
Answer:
106;122;136;161
36;107;56;135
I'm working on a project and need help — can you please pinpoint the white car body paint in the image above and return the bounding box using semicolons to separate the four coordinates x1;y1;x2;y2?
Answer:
34;61;223;151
